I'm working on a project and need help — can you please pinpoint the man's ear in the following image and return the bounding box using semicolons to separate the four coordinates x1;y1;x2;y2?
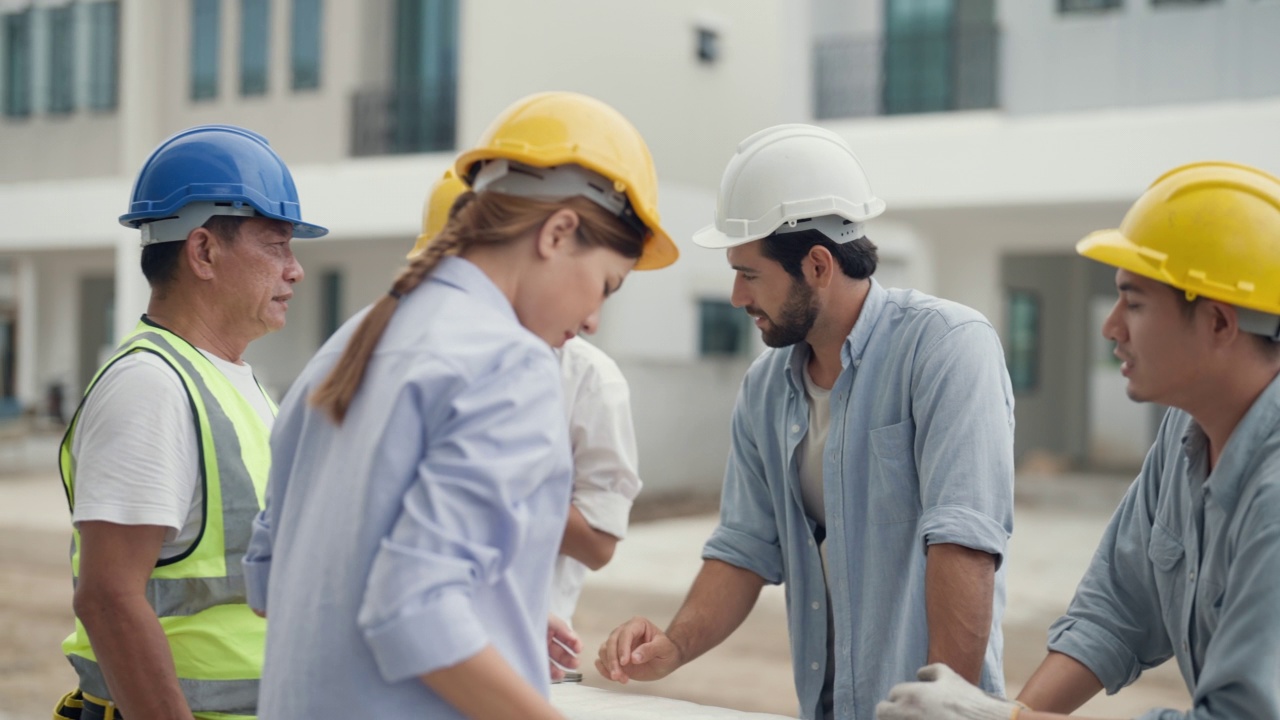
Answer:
1206;300;1241;347
184;228;219;281
535;208;582;260
805;245;837;289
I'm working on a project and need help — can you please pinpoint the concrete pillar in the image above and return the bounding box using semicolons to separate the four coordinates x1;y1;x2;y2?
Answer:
15;255;38;409
113;0;162;344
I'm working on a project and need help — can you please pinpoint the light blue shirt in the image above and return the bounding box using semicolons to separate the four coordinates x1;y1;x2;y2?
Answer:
1047;372;1280;719
702;279;1014;720
243;258;572;719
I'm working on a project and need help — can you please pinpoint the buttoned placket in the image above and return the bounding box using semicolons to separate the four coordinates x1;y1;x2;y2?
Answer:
821;340;862;718
784;362;825;694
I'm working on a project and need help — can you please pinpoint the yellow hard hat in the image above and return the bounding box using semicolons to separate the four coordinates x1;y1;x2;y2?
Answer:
455;91;678;271
1077;161;1280;316
408;168;467;259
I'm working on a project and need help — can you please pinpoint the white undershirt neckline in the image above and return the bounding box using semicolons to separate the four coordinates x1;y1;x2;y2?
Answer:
798;364;833;527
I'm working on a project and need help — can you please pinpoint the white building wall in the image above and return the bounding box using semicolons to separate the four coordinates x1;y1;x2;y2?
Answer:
999;0;1280;115
30;249;114;417
457;0;808;189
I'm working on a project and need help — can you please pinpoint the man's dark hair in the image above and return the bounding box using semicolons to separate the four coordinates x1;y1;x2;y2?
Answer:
759;228;878;281
140;215;245;288
1170;285;1280;361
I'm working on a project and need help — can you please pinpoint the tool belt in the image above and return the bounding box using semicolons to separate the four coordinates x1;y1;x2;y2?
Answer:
53;690;123;720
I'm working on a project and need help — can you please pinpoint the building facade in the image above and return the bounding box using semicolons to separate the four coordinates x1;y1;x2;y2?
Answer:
2;0;1279;489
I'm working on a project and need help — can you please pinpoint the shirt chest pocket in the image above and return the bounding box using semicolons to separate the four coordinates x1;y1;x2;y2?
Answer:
1147;523;1187;631
867;419;920;525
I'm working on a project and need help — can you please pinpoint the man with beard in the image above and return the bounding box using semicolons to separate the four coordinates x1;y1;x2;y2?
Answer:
596;124;1015;720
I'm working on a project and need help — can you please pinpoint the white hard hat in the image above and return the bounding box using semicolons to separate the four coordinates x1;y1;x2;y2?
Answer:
693;124;886;249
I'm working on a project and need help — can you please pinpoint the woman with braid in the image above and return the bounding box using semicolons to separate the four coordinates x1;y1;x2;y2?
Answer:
241;92;678;720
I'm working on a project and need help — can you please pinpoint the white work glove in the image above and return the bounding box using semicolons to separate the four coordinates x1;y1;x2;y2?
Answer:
876;664;1023;720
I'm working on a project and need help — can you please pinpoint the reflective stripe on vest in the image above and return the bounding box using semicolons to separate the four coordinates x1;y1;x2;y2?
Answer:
60;318;272;718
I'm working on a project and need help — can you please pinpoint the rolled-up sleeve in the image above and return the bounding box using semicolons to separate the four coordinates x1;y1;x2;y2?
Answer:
357;349;567;683
1047;437;1174;694
911;321;1015;566
567;370;640;540
702;378;783;585
243;507;273;613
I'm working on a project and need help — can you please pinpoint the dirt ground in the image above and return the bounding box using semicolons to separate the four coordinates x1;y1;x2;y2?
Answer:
0;468;1191;720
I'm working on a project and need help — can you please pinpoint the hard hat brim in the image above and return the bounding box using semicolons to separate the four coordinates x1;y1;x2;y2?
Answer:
1076;229;1172;287
692;223;758;249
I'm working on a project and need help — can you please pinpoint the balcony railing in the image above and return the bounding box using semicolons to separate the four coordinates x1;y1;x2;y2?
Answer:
814;24;1000;120
350;86;456;157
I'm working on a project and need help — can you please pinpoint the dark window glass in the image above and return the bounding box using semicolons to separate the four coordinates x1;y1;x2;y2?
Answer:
699;299;753;357
3;10;33;118
240;0;269;96
291;0;321;90
191;0;221;101
1006;290;1040;394
87;2;121;111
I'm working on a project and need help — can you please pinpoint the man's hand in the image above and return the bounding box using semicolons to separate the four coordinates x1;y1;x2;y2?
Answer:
594;616;683;684
876;664;1020;720
547;614;581;682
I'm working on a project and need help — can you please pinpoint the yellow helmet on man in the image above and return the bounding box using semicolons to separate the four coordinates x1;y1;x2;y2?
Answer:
1077;161;1280;337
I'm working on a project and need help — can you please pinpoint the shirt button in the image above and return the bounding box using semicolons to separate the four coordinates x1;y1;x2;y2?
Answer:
811;601;820;610
1181;640;1189;652
811;662;820;671
791;424;801;433
808;537;815;546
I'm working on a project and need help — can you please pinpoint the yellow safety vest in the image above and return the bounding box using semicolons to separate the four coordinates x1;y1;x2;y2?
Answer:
60;317;274;720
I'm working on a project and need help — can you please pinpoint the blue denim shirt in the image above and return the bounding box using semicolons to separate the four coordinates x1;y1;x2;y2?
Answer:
1048;372;1280;720
244;258;572;719
703;279;1014;720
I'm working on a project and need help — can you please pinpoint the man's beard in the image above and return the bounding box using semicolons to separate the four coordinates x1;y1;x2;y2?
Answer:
752;280;818;348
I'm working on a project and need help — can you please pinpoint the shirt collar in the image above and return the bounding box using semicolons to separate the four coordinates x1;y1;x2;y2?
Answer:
1190;370;1280;514
428;256;518;322
783;278;887;391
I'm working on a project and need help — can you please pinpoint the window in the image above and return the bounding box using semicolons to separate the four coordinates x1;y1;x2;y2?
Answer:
87;1;120;111
291;0;321;90
46;5;76;114
1006;290;1040;394
320;270;343;340
240;0;269;96
883;0;952;114
3;9;32;118
1151;0;1217;5
391;0;458;152
695;26;719;64
1059;0;1122;11
698;299;753;357
0;310;15;402
191;0;220;101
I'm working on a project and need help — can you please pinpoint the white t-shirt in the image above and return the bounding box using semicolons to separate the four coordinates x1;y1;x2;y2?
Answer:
71;348;275;560
548;337;642;622
798;365;832;526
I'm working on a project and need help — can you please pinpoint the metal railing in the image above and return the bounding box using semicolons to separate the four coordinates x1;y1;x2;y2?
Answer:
350;86;456;157
814;24;1000;119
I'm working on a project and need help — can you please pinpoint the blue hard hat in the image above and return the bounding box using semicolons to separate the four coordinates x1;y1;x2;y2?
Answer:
119;124;328;238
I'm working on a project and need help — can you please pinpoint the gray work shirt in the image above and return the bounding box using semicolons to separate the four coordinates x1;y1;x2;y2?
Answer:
1048;373;1280;719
